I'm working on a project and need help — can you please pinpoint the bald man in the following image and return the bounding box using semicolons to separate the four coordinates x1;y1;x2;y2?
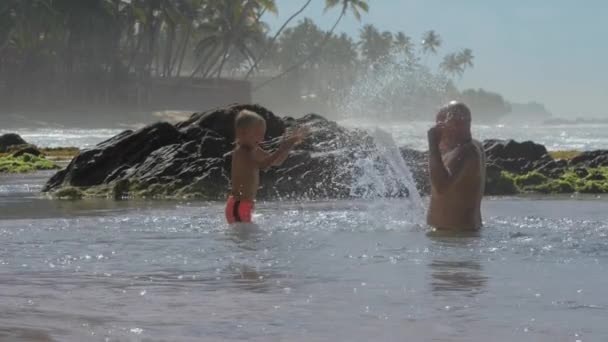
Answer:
427;102;486;231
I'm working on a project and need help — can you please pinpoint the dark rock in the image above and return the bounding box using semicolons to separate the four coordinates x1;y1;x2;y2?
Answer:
586;170;606;181
570;150;608;168
0;133;28;152
534;159;568;178
44;105;415;199
483;139;550;174
44;102;602;198
11;145;43;157
485;165;518;195
574;168;589;178
44;122;181;190
484;139;548;161
176;103;285;143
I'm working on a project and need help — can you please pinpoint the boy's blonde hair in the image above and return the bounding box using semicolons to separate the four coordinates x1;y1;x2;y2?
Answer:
235;110;265;129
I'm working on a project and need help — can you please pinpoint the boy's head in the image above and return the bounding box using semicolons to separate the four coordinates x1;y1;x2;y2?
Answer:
235;110;266;145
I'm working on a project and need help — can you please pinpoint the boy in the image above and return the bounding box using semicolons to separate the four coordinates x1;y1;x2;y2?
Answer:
225;110;307;224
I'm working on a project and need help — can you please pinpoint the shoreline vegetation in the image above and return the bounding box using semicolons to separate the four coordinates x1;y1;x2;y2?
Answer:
491;168;608;195
0;134;79;173
0;153;59;173
0;0;552;124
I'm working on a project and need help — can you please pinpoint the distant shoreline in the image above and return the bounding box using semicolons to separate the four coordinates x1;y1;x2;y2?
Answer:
543;117;608;125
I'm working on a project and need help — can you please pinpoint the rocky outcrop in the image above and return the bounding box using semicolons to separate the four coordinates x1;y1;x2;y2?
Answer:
44;104;413;200
42;104;608;198
0;133;28;152
396;138;608;195
483;140;608;194
570;150;608;168
11;146;43;157
484;139;550;173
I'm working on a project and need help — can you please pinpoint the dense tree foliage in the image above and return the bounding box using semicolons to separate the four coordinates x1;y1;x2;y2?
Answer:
0;0;520;122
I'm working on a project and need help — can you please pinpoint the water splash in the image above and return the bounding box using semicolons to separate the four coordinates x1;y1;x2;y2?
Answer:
339;52;452;121
336;53;445;221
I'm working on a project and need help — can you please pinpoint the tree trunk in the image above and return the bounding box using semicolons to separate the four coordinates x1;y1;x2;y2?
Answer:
214;0;256;79
215;45;230;79
253;9;346;92
244;0;312;80
190;46;220;79
163;24;176;77
175;23;192;78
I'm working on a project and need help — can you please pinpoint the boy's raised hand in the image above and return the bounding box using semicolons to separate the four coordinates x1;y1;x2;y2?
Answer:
283;126;310;146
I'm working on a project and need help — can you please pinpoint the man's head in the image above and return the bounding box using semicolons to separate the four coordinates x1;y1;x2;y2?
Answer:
436;101;472;142
235;110;266;145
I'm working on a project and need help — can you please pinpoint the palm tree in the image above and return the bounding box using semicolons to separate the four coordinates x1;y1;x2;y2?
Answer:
0;1;15;51
394;31;414;56
456;48;474;69
213;0;276;79
191;0;271;79
421;30;441;56
440;52;463;77
275;18;324;71
325;0;368;21
321;32;357;90
244;0;313;79
253;0;369;90
323;32;357;68
173;0;207;78
359;24;380;64
359;25;395;65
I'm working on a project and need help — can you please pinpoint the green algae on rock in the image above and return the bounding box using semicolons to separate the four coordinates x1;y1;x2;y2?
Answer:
0;153;60;173
495;167;608;195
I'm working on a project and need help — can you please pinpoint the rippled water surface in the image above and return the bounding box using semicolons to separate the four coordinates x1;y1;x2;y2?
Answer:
1;173;608;341
344;121;608;152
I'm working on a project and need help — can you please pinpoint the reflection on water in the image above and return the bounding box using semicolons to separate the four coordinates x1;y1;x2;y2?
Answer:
2;173;608;341
0;327;55;342
429;260;487;296
427;232;488;297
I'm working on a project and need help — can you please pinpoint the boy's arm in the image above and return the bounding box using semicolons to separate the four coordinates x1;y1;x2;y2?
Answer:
254;127;308;169
254;148;289;167
254;142;295;170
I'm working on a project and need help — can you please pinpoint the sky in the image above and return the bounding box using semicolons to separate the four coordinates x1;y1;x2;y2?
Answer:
266;0;608;118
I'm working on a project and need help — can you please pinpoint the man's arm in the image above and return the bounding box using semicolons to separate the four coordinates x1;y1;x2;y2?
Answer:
429;144;479;194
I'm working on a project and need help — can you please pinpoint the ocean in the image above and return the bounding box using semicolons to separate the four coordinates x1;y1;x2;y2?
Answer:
3;121;608;151
1;124;607;341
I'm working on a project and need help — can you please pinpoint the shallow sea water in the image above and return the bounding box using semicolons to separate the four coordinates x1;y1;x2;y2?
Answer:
1;173;607;341
4;122;608;151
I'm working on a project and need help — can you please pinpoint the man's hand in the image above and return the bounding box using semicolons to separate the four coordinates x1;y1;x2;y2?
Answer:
427;124;443;150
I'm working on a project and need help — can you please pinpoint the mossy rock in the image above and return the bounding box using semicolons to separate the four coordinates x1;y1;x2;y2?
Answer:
586;169;607;181
577;181;608;194
529;179;575;194
53;187;85;200
112;179;131;200
513;171;548;189
0;153;59;173
486;170;519;195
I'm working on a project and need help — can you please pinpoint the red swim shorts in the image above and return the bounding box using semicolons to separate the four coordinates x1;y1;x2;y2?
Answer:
225;196;254;224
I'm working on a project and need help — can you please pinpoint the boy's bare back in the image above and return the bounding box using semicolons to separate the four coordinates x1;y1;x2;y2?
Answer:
227;109;308;206
230;145;261;201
